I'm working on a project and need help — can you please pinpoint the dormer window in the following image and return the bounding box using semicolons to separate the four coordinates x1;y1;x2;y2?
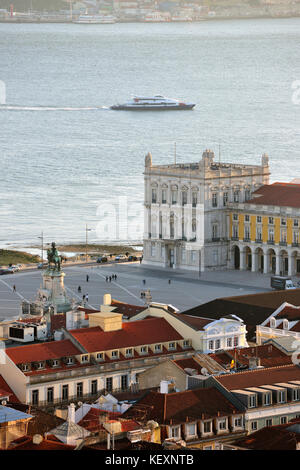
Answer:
36;362;45;370
263;392;271;406
218;418;227;430
283;319;289;330
278;390;286;403
169;425;180;439
52;359;59;368
168;342;176;350
96;353;103;361
21;364;30;372
154;344;162;353
185;423;197;437
249;394;256;408
125;348;133;357
183;340;190;349
203;421;212;433
111;350;119;359
66;357;74;365
293;388;300;401
234;417;242;428
140;346;148;355
81;355;89;363
270;317;276;328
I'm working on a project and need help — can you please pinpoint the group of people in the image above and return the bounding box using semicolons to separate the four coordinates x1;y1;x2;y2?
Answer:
105;274;117;282
77;285;89;303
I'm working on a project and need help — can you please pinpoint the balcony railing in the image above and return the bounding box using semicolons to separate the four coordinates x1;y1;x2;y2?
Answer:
32;386;140;409
28;350;194;385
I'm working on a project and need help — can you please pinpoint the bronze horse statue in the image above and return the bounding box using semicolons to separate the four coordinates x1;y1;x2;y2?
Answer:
47;242;61;271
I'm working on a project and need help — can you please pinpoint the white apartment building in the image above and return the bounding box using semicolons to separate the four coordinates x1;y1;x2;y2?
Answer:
143;149;270;271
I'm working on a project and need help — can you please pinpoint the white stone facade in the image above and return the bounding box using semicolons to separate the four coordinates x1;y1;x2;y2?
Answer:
143;149;270;271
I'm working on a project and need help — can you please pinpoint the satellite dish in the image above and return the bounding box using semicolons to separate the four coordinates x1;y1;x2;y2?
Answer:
201;367;209;376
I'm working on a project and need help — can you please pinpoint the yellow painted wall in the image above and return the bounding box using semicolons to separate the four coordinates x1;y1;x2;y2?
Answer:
238;214;244;239
250;215;256;241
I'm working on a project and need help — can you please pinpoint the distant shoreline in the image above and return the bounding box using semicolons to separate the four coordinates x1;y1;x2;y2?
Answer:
0;15;299;24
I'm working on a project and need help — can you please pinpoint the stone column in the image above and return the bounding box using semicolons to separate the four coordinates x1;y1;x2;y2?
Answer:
263;252;269;274
288;253;294;276
240;248;246;270
251;250;257;273
275;254;281;276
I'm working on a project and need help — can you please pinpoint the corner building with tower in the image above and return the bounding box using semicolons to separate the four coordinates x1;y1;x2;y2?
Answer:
143;149;300;275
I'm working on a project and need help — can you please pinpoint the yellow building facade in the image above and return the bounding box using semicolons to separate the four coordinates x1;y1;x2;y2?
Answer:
228;183;300;275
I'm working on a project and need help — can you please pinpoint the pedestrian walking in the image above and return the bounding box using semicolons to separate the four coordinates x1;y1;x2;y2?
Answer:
106;276;108;282
109;276;111;282
168;279;171;285
82;294;86;302
115;274;117;280
143;279;146;285
13;285;16;292
86;294;89;302
86;274;89;282
78;286;81;293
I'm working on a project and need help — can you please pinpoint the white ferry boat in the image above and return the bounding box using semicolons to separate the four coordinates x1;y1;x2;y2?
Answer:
73;15;116;24
110;95;196;111
143;11;170;22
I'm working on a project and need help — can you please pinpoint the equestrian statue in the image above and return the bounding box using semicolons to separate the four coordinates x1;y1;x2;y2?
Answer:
47;242;61;271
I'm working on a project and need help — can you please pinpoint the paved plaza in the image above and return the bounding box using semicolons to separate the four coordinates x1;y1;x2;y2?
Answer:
0;261;279;321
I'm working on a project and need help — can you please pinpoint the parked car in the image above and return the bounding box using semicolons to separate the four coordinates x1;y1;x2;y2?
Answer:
0;269;12;275
97;256;108;263
271;276;296;290
115;254;127;261
128;255;138;262
9;265;20;272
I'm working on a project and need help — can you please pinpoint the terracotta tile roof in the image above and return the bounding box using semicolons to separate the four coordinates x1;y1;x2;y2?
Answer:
69;317;184;353
0;375;20;403
8;435;75;450
211;344;292;368
215;364;300;391
17;317;43;324
277;305;300;321
111;299;146;317
6;339;82;365
78;408;122;432
173;357;203;374
123;388;240;424
231;419;300;450
245;182;300;208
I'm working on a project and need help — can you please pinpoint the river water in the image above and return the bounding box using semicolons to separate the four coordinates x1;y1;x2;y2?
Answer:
0;18;299;248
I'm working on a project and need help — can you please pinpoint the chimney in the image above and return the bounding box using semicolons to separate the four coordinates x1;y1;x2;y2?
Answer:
68;403;76;423
32;434;43;445
160;380;170;394
103;294;112;306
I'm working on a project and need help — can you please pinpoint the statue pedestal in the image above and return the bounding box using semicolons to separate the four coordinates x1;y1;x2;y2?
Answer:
38;268;71;313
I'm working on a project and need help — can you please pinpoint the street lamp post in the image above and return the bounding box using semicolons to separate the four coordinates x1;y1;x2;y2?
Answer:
38;231;44;263
85;224;92;263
